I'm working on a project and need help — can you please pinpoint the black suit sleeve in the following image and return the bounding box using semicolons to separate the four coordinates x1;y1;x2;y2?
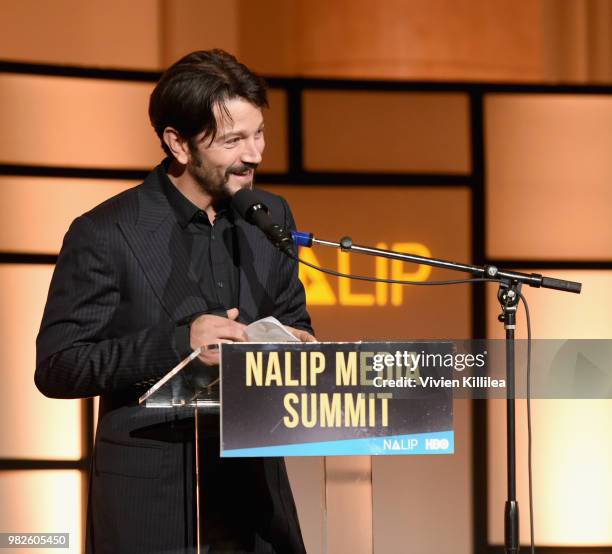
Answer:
272;198;314;335
35;216;183;399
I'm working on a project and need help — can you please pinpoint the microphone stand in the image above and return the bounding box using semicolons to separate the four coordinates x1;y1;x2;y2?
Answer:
498;281;521;553
291;232;581;553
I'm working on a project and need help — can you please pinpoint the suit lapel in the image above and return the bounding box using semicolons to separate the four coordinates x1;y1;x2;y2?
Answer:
118;169;210;322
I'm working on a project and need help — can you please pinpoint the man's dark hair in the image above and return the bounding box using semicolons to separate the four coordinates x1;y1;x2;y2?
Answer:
149;49;268;157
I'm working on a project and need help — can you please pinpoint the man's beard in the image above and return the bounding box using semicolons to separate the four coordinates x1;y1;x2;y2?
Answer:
188;151;257;199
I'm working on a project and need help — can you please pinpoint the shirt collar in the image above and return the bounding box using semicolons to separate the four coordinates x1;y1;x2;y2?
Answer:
159;158;232;228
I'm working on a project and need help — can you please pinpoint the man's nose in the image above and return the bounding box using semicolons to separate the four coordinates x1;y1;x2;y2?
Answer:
241;138;263;165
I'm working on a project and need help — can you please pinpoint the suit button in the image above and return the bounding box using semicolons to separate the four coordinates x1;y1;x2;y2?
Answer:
217;281;224;288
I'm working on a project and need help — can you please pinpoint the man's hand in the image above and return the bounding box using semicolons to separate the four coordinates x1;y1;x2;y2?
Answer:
284;325;317;343
190;308;248;365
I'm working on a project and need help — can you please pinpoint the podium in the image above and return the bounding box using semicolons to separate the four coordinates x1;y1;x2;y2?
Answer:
139;341;455;552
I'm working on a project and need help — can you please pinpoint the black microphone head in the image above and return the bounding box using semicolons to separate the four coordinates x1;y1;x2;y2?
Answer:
230;188;294;256
231;188;268;222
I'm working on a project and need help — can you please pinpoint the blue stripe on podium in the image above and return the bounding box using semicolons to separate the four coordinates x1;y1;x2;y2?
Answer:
222;430;454;457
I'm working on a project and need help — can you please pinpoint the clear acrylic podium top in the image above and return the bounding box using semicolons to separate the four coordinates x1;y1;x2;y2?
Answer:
138;346;220;412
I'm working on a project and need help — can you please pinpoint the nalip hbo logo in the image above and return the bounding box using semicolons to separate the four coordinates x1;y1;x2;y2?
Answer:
425;438;450;450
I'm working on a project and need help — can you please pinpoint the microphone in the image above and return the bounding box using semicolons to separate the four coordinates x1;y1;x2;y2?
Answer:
231;189;295;255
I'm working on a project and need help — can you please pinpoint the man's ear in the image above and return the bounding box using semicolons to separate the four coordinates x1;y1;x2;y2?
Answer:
162;127;190;165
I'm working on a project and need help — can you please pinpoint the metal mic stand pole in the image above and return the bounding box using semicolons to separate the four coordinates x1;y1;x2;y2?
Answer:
498;280;521;553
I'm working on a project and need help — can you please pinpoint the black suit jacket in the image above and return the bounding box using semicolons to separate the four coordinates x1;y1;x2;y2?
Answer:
35;165;312;553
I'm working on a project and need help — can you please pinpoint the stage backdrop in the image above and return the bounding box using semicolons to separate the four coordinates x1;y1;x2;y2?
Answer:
1;2;611;553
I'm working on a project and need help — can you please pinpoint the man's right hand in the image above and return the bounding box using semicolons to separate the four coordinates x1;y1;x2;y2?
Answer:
190;308;248;366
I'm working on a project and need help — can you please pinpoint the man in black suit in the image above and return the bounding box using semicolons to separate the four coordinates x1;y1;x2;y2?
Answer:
35;50;313;553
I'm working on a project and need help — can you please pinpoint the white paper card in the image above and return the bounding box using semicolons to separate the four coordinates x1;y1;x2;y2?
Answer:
245;316;299;342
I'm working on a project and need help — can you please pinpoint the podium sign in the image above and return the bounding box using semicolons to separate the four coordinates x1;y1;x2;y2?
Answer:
220;342;454;457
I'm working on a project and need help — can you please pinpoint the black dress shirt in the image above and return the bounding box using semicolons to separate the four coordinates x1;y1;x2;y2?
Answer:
161;166;240;358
